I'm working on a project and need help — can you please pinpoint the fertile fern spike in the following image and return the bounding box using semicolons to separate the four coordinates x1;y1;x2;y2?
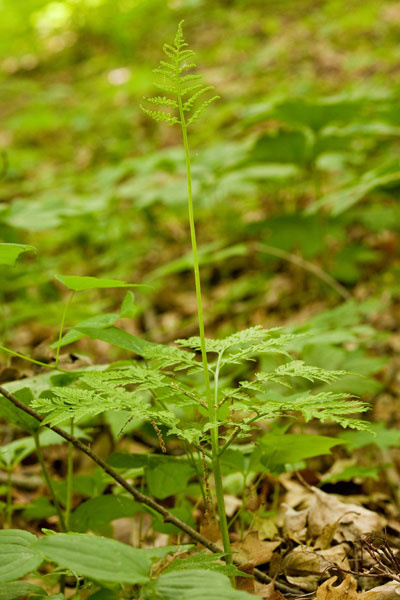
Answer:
141;21;219;127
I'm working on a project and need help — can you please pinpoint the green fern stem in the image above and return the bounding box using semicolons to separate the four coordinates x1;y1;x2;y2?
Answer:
177;95;232;563
64;418;74;529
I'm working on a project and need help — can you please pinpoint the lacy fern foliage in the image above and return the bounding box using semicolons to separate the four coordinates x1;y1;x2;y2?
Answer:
141;21;219;127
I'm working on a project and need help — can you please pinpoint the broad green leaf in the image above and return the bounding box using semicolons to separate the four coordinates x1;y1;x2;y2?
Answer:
37;533;151;584
52;471;109;507
163;551;243;578
107;452;149;469
0;243;37;266
119;291;139;318
70;495;141;533
273;96;366;131
22;498;57;521
258;433;346;474
108;454;196;499
0;530;43;583
219;449;245;474
50;313;119;349
147;459;195;499
87;590;118;600
339;422;400;451
75;325;158;357
142;569;255;600
250;129;313;164
0;387;39;434
322;464;380;484
55;274;145;292
0;582;47;600
152;503;196;535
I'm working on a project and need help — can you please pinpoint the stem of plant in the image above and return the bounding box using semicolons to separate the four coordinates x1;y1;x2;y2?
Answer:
34;430;67;532
55;291;75;368
0;344;58;370
177;94;232;563
65;418;74;529
6;467;12;527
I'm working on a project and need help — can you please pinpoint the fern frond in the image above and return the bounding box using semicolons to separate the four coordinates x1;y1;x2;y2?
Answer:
187;96;220;126
159;60;176;71
152;68;177;81
180;83;203;97
32;375;181;430
144;96;178;108
176;326;267;354
140;343;201;372
174;20;187;50
80;365;167;392
142;21;219;128
177;49;196;61
179;74;203;83
179;63;197;73
140;106;180;126
153;82;179;95
162;43;176;59
274;360;346;383
183;86;215;111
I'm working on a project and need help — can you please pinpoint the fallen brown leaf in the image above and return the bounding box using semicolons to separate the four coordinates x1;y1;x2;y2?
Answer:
360;582;400;599
232;532;281;568
254;581;286;599
282;544;350;592
308;488;386;543
316;575;358;599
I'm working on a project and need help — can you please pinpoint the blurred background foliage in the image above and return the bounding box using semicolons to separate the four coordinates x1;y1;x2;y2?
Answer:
0;0;399;374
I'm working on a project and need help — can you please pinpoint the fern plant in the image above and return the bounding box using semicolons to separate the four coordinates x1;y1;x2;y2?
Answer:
138;21;368;561
19;21;369;566
140;20;233;557
29;22;367;562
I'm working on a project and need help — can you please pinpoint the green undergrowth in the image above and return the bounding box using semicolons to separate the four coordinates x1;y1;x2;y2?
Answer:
1;3;400;599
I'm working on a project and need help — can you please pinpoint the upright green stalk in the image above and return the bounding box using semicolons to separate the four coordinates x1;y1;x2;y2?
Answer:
178;99;231;561
55;291;75;368
64;418;74;529
6;467;12;528
141;21;230;560
34;430;67;531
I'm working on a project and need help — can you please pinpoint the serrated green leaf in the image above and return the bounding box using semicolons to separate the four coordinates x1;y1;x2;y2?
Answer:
147;459;195;499
70;495;141;533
